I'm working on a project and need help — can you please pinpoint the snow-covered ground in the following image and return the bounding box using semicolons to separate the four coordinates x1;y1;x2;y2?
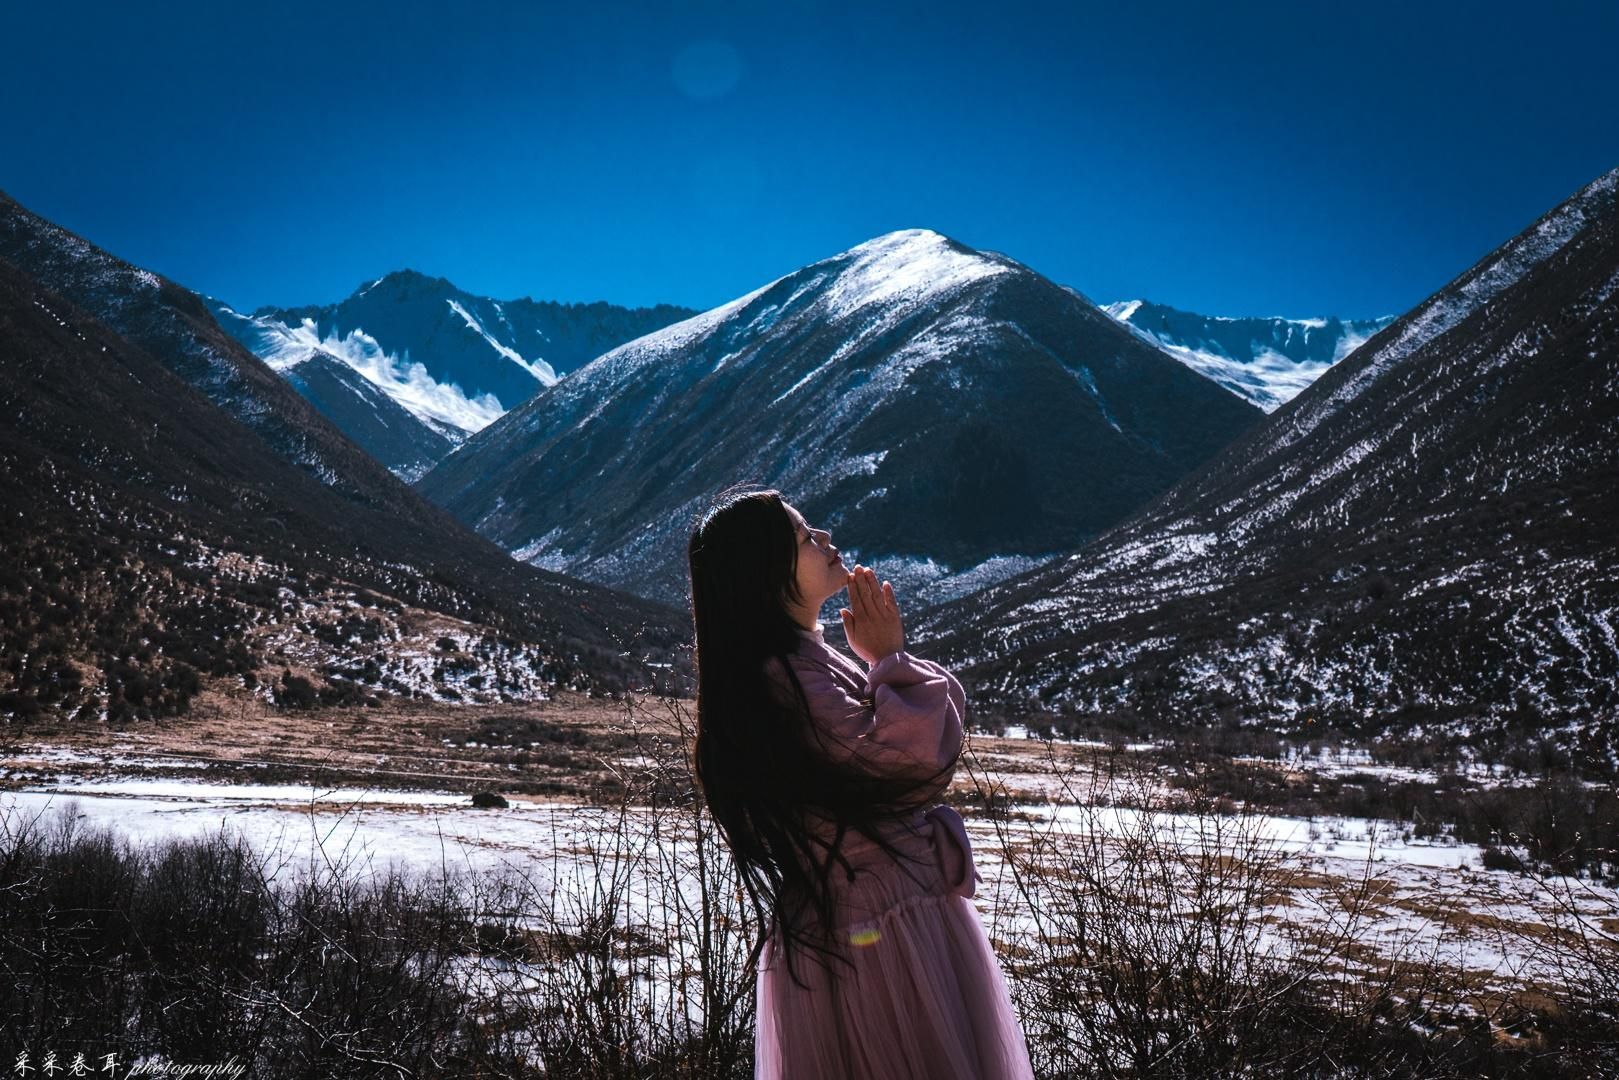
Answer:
0;778;560;884
3;742;1612;1000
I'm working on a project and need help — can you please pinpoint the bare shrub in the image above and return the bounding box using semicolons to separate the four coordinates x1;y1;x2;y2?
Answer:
954;738;1619;1078
459;692;758;1077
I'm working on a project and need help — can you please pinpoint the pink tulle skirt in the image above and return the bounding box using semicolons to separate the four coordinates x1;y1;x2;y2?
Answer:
754;816;1034;1079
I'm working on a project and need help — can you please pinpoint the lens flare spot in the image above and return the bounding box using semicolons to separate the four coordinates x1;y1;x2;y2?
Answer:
671;40;742;99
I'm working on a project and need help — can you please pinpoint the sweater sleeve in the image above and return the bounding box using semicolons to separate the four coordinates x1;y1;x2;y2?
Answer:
764;649;966;786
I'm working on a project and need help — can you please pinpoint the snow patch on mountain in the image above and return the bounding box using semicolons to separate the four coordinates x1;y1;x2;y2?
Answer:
1070;365;1122;432
211;304;504;434
445;299;557;386
1159;339;1330;410
772;356;837;405
1104;301;1395;412
1105;299;1143;322
821;229;1011;320
889;553;1057;607
511;527;572;573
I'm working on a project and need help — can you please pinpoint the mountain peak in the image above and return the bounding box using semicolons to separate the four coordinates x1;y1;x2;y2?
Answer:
852;226;948;246
818;228;1008;320
355;268;456;298
839;227;971;261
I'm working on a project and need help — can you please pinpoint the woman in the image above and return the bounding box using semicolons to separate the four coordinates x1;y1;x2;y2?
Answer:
688;485;1033;1079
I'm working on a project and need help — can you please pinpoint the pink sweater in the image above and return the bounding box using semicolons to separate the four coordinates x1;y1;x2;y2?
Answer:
762;621;980;900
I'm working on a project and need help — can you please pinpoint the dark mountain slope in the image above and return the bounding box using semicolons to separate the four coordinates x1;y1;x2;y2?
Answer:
0;257;686;723
917;167;1619;753
0;189;439;511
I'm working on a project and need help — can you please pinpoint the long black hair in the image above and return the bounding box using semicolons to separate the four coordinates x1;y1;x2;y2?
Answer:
687;483;956;988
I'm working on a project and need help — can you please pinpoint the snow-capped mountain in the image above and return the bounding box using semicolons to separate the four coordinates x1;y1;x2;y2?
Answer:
917;166;1619;751
209;272;697;442
1103;300;1395;411
419;229;1263;608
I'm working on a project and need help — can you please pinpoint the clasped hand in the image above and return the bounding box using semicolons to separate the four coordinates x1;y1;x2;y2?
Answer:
840;564;906;665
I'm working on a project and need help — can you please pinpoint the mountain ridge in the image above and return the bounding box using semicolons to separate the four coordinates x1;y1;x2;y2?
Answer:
214;271;699;432
207;272;699;475
1103;299;1395;411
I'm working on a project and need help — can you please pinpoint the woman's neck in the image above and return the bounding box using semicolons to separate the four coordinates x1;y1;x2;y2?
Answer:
784;597;821;631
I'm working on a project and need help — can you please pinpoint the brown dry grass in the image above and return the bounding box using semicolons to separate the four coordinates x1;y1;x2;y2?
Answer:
2;682;1118;807
2;683;650;800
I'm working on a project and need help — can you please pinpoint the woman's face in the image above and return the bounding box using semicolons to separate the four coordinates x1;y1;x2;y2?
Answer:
782;501;845;606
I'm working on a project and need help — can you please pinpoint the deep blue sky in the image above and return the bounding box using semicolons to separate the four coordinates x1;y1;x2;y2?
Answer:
3;1;1616;319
